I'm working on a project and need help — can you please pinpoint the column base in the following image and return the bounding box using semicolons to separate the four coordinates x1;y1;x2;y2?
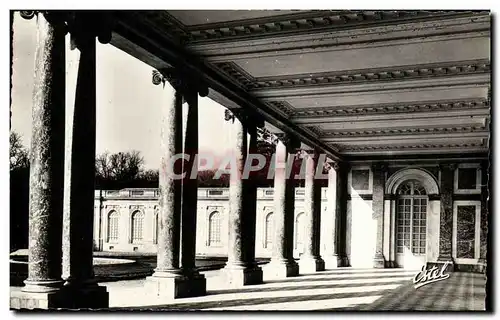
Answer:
298;256;325;274
384;260;397;268
145;271;206;299
373;253;386;269
262;259;299;280
323;255;345;269
221;264;263;287
10;285;108;310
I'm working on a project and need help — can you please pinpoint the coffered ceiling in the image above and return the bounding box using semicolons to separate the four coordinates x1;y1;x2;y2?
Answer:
111;10;491;161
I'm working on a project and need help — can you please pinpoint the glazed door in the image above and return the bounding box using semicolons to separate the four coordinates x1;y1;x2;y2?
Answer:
395;180;428;270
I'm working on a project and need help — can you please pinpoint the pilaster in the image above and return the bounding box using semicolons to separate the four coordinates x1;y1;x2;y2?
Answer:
437;163;456;272
372;162;387;268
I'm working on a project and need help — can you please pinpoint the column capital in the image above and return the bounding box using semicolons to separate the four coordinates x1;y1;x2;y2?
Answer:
20;11;115;46
152;68;209;97
224;108;264;128
296;149;319;160
274;132;301;150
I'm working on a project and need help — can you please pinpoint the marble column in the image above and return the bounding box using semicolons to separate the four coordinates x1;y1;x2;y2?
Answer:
222;109;263;287
372;163;386;268
146;69;184;298
323;161;349;269
179;84;206;296
263;134;300;279
478;161;488;271
298;151;325;273
11;11;67;310
437;163;456;272
61;18;108;308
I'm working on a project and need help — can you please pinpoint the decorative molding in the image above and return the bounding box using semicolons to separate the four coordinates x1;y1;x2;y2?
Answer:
337;141;487;152
153;10;488;43
290;99;489;119
322;125;488;138
214;62;257;89
252;61;490;90
213;60;490;92
304;125;324;138
385;168;440;194
267;101;296;117
129;205;144;211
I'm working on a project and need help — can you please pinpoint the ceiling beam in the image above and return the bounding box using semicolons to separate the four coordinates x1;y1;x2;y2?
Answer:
110;12;343;161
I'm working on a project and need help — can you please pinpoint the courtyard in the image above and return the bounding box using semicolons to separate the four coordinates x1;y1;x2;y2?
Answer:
85;269;488;310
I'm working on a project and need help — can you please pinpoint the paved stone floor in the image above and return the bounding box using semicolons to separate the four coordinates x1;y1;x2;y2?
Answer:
101;268;486;311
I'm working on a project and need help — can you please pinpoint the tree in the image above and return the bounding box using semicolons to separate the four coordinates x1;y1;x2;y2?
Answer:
95;150;145;189
10;132;29;171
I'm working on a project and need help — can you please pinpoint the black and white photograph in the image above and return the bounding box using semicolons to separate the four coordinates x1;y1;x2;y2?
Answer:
6;2;493;312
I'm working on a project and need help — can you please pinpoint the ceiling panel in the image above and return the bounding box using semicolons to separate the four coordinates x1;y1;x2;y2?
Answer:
233;37;489;78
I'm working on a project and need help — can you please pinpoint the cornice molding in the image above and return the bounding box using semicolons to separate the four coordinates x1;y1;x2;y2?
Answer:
213;60;490;92
214;62;256;90
155;10;488;44
335;141;487;152
252;60;490;90
281;99;489;119
320;125;489;138
267;101;296;117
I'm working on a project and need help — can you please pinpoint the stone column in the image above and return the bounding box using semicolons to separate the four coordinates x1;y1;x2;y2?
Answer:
61;13;110;308
372;163;386;268
437;163;456;271
146;69;184;298
179;83;206;297
11;11;67;310
323;161;348;269
263;134;300;279
298;151;325;273
222;109;263;287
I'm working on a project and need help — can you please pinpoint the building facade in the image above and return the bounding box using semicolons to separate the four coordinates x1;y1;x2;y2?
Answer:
94;162;488;272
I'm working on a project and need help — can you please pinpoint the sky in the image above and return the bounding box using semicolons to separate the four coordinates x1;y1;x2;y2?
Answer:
10;13;234;170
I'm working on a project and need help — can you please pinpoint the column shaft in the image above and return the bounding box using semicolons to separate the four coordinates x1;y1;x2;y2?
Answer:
324;163;348;268
335;164;349;266
62;36;96;287
155;89;183;274
264;135;299;279
23;12;66;293
243;124;259;266
223;110;263;286
181;88;198;274
298;152;325;273
272;140;288;262
226;115;247;267
372;163;386;268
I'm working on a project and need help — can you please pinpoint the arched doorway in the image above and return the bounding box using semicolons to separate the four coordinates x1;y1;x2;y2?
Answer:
395;180;428;269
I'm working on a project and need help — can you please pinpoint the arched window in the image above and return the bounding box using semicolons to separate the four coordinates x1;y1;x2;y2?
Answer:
208;211;221;246
396;180;427;255
107;211;119;242
131;211;144;243
295;212;305;250
264;212;274;249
